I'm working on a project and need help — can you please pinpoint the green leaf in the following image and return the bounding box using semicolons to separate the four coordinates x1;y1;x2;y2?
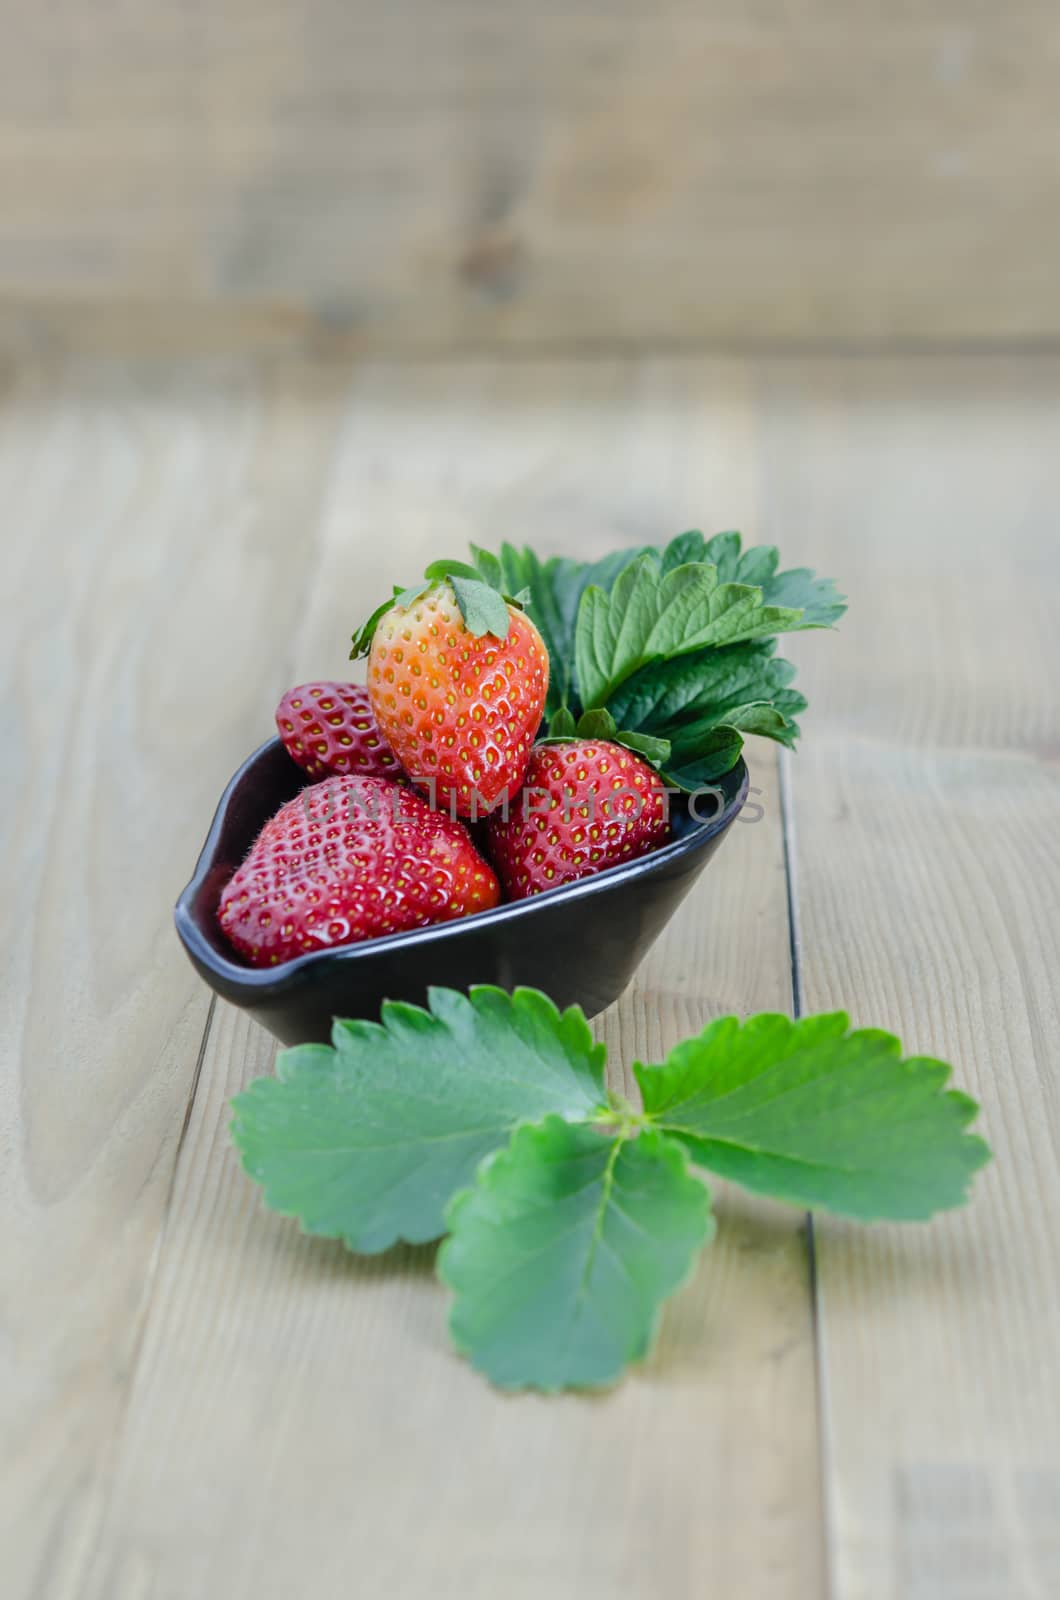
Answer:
686;700;800;748
656;530;709;573
636;1013;992;1221
575;555;805;710
470;533;843;716
605;639;807;768
231;986;607;1253
536;710;671;767
440;1119;713;1391
448;575;512;640
663;726;745;789
606;638;797;734
663;699;802;771
614;730;671;767
661;531;847;628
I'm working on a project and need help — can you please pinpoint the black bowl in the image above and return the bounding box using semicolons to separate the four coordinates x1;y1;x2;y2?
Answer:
174;738;749;1045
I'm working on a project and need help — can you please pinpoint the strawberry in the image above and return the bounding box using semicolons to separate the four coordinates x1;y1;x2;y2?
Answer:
275;681;401;780
353;565;548;819
217;775;500;965
485;740;671;899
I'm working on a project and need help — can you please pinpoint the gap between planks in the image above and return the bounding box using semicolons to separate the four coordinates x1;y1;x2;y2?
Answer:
781;746;838;1600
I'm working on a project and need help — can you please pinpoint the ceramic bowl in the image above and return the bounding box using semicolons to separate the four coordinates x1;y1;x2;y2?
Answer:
174;737;749;1044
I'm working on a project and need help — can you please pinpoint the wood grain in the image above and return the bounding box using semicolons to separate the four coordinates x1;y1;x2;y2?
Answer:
66;361;822;1600
2;2;1060;345
6;348;1059;1599
0;355;351;1597
759;357;1060;1599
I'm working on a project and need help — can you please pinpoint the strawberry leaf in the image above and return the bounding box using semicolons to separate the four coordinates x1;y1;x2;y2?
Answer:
440;1119;713;1391
670;698;803;751
658;531;847;627
575;555;807;710
470;533;844;717
662;726;745;788
231;986;607;1253
605;638;806;779
614;730;672;767
636;1013;992;1221
605;639;804;744
232;986;991;1395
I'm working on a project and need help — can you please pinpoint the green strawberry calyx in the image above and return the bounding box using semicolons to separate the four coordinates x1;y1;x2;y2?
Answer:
350;560;530;660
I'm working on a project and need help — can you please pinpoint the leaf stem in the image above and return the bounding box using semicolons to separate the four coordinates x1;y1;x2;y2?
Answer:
591;1096;648;1140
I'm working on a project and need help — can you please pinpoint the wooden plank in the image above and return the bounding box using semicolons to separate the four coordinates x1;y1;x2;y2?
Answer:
2;3;1060;344
759;357;1060;1599
0;354;351;1597
73;360;822;1600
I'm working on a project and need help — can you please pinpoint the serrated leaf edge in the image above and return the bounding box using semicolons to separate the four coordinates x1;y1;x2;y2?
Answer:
634;1012;993;1222
229;985;609;1255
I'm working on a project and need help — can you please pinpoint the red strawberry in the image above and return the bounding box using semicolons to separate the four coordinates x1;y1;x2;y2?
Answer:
363;578;548;818
275;682;401;780
486;741;671;899
218;775;500;965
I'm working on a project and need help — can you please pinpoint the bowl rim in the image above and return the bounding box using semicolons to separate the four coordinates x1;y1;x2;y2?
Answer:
174;737;749;996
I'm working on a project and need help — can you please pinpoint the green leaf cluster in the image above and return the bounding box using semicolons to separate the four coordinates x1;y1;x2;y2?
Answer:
232;987;990;1393
470;532;845;784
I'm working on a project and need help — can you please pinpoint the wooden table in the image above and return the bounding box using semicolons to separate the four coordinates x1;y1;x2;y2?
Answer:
4;349;1058;1599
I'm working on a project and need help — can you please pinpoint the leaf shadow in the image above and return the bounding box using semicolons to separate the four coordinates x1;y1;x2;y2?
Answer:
294;1231;441;1284
241;1195;442;1285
